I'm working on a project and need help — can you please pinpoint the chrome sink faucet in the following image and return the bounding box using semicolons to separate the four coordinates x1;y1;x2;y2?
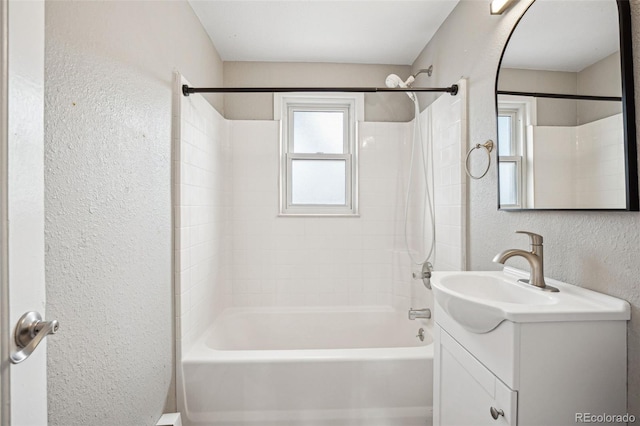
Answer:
492;231;559;292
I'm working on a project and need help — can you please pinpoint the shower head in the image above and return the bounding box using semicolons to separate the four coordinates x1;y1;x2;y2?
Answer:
385;74;417;102
385;74;403;88
385;74;414;89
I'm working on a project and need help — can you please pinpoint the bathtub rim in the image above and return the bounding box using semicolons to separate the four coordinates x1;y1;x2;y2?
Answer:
182;305;434;363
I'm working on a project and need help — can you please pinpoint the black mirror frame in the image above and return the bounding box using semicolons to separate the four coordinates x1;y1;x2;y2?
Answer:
495;0;639;211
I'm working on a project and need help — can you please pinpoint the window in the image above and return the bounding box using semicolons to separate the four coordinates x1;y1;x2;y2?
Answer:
498;108;523;208
277;94;360;215
497;96;535;209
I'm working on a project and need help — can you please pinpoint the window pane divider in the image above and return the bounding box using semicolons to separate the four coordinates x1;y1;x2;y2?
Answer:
288;153;350;160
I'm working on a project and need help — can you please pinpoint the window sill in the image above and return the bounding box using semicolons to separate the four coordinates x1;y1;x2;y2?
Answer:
277;213;360;218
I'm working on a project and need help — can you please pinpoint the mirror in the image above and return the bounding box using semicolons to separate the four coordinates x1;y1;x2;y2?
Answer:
496;0;638;210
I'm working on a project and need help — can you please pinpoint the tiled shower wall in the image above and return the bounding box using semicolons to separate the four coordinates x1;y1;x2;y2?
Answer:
230;81;466;309
230;120;412;307
400;80;467;309
432;80;467;272
175;79;466;329
533;113;625;208
174;75;232;352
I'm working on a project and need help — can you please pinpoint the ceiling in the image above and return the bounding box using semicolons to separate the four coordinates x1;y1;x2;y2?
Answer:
188;0;459;65
501;0;620;73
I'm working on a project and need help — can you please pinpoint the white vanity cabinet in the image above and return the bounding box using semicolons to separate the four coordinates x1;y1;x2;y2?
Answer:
433;299;628;426
435;325;517;425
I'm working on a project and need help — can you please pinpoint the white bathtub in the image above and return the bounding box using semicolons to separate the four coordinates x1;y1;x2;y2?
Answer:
181;306;433;426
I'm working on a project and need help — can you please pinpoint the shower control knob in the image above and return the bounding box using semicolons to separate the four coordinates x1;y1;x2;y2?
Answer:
412;262;433;289
490;406;504;420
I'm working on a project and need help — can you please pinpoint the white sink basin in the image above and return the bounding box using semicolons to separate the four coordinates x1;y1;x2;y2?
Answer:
439;274;555;305
430;267;630;333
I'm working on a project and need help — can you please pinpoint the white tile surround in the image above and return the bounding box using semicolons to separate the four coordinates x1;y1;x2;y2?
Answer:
532;113;625;209
175;76;467;350
231;120;413;309
432;81;467;272
575;114;625;207
174;75;233;352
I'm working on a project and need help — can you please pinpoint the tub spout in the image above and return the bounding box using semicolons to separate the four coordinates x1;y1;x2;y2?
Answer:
408;308;431;320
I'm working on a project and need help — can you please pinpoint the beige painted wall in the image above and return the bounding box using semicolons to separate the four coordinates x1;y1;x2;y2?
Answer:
45;1;223;424
498;52;622;126
578;52;623;124
223;61;414;121
578;52;623;96
413;0;640;416
499;68;578;126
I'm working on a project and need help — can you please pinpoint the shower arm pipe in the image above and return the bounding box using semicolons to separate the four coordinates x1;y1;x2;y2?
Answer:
412;66;433;79
182;84;458;96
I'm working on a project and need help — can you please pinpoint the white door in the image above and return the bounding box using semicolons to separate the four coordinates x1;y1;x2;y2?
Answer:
1;0;48;425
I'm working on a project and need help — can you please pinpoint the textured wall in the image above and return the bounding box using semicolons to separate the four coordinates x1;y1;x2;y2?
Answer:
413;0;640;416
44;1;223;425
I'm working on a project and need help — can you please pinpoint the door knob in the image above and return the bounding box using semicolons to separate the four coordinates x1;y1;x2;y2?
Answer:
10;311;59;364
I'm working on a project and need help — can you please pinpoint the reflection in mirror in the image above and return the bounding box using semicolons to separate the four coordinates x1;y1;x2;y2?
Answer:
496;0;638;210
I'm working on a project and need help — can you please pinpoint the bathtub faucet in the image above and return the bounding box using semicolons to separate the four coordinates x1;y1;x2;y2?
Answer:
408;308;431;320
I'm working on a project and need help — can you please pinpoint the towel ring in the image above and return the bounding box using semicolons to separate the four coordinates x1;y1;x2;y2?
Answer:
464;140;494;180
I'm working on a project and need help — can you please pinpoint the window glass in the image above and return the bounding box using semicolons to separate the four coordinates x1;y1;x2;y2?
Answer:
293;111;344;154
278;94;359;215
499;161;518;206
291;159;346;205
498;115;513;155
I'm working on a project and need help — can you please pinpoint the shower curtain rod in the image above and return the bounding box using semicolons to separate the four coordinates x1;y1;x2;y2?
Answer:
182;84;458;97
498;90;622;102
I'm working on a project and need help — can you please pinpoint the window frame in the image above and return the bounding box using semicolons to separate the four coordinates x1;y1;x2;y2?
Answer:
276;93;361;216
497;96;536;209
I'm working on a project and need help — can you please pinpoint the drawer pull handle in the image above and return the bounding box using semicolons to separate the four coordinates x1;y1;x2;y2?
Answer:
490;407;504;420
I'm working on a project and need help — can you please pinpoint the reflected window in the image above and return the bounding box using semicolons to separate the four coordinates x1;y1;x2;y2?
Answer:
499;161;520;206
498;106;525;208
498;113;516;156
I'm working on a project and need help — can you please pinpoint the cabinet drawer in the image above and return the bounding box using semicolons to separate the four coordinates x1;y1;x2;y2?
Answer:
435;326;517;426
435;299;519;388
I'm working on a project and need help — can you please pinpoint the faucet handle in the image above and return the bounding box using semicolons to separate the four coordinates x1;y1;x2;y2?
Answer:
515;230;543;246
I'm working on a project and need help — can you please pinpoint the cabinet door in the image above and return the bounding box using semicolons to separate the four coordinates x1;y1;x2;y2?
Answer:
434;326;517;426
